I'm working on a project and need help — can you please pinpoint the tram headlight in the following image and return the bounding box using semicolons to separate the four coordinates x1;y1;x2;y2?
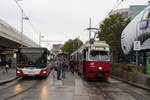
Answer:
42;71;47;74
98;67;102;70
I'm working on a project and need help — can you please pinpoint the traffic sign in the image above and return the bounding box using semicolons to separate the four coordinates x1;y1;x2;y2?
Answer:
134;41;141;51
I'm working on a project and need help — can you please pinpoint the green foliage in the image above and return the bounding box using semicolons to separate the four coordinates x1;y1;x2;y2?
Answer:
61;38;83;55
111;63;125;70
111;63;144;74
98;13;130;49
98;13;131;62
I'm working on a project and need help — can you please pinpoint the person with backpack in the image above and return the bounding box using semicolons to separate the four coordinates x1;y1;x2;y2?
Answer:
70;60;74;75
62;59;67;78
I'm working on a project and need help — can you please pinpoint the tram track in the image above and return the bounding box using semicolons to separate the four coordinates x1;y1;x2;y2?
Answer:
93;82;150;100
96;80;150;100
82;79;115;100
114;84;150;100
110;76;150;100
2;78;44;100
96;86;115;100
0;77;21;91
111;75;150;92
92;83;115;100
77;72;115;100
81;77;150;100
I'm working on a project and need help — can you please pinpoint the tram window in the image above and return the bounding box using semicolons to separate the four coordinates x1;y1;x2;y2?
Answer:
78;53;82;60
90;51;108;56
90;51;97;56
89;50;109;61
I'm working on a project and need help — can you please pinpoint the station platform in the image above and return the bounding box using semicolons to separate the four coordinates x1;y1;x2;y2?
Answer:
47;70;102;100
0;67;17;85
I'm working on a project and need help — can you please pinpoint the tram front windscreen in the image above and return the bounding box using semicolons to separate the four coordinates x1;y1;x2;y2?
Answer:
89;50;109;61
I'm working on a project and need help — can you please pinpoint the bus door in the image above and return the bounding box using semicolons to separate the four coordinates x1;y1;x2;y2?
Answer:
83;49;86;76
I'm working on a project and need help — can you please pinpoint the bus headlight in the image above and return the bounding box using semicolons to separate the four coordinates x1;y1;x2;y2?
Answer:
98;67;102;70
17;70;21;74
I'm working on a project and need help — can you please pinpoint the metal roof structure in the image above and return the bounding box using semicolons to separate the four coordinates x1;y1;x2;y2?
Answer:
0;19;38;47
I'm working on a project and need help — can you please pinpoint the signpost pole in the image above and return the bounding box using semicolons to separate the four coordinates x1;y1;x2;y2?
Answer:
134;41;141;65
136;51;138;65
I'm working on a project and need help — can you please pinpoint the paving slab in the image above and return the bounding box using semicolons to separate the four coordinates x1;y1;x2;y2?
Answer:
0;67;17;85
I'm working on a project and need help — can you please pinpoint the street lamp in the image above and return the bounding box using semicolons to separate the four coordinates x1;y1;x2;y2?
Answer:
21;10;29;46
15;0;29;46
39;33;44;47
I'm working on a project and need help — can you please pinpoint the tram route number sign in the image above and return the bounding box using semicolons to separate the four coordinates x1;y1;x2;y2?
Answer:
134;41;141;51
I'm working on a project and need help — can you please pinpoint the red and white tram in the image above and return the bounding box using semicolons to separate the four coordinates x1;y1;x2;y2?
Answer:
71;41;110;79
16;47;51;78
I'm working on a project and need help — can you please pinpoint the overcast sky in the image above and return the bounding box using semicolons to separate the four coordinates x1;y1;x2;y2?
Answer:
0;0;149;49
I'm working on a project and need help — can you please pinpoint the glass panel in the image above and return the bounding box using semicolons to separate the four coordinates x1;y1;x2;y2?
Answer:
17;48;47;68
89;50;109;61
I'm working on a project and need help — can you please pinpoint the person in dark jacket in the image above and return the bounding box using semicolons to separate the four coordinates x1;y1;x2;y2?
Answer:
1;59;8;73
70;60;74;75
8;58;12;68
62;59;67;78
0;58;2;66
56;60;62;80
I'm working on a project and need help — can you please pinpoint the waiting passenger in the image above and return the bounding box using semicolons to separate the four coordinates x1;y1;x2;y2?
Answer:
56;59;62;80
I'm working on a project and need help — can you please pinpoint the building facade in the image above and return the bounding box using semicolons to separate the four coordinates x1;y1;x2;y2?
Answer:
110;5;148;20
110;8;129;19
121;5;150;66
51;44;62;56
130;5;147;20
109;4;149;65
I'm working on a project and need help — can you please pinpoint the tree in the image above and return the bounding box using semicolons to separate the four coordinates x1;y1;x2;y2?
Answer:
61;38;83;55
98;13;130;62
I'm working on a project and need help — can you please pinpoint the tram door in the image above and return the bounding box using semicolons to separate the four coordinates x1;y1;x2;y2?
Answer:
77;53;79;71
83;49;86;76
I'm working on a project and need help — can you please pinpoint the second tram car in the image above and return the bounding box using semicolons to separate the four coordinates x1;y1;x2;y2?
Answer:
71;41;110;79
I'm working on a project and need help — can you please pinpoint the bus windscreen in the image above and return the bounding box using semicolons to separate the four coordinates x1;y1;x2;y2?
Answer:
17;49;47;68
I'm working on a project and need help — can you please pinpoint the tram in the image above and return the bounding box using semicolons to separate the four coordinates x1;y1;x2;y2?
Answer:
71;41;110;79
16;47;51;78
